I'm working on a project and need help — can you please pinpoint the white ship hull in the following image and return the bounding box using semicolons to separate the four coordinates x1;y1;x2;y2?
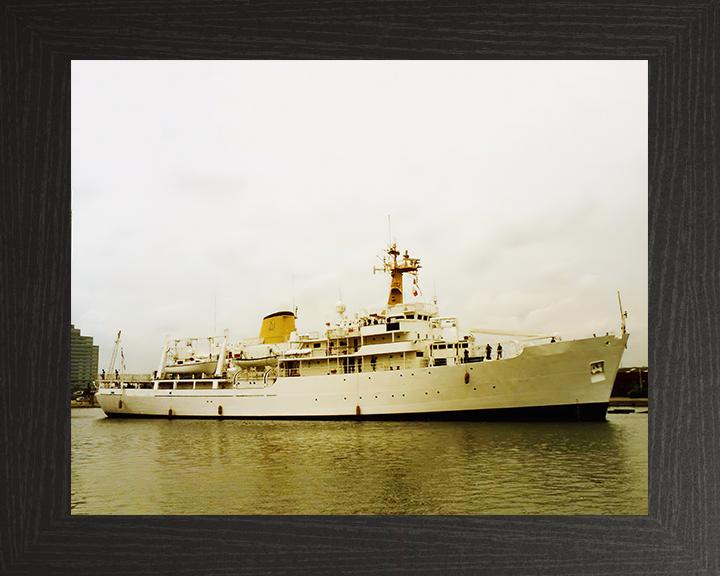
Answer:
96;334;629;421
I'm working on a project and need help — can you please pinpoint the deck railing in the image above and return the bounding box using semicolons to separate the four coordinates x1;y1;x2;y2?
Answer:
96;373;152;384
278;356;434;378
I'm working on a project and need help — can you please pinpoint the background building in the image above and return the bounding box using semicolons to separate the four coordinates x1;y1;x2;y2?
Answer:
71;325;99;392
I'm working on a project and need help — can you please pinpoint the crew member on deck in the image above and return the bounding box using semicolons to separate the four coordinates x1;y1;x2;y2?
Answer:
485;344;492;360
496;344;503;360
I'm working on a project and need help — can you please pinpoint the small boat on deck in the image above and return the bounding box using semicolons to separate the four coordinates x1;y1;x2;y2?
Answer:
161;337;222;376
164;359;218;375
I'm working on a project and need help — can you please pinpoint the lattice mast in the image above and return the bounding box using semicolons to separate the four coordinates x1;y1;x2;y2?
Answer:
374;243;421;306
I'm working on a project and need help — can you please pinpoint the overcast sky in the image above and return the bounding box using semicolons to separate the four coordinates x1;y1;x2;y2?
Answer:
71;60;647;373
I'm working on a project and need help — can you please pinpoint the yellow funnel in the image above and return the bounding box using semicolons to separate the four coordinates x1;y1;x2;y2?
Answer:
259;311;296;344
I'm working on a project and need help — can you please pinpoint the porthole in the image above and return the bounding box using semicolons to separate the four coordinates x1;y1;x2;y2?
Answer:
118;400;123;409
218;406;223;416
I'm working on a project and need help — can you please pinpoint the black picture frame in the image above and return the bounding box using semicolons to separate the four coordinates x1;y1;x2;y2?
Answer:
2;2;715;574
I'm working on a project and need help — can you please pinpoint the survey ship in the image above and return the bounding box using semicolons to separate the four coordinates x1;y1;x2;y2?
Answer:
96;244;629;421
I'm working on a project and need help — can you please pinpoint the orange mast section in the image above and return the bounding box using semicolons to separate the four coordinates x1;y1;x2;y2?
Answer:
374;244;421;306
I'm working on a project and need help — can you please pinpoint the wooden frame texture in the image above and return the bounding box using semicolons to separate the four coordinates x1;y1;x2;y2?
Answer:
1;2;717;574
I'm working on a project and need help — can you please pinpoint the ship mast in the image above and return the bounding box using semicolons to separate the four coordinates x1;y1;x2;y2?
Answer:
618;291;628;335
374;243;421;306
107;331;121;375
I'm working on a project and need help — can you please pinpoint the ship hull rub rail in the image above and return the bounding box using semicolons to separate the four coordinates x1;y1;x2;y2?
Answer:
102;402;610;422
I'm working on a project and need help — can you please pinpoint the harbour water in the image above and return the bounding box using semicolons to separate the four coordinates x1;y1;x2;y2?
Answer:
72;408;647;515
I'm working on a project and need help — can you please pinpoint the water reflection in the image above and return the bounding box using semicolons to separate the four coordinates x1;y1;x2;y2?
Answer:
72;409;647;515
